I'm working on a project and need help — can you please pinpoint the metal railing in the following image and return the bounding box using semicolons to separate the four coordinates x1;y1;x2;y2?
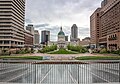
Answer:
0;60;120;84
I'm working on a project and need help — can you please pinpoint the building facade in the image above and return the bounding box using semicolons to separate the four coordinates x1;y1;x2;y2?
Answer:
26;24;34;35
80;37;90;47
24;30;33;48
0;0;25;49
48;27;79;49
90;0;120;50
34;30;40;47
90;8;101;48
65;36;68;41
41;30;50;44
100;0;120;50
57;27;66;48
70;24;78;42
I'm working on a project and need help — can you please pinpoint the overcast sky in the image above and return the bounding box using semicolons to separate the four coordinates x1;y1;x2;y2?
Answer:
25;0;102;41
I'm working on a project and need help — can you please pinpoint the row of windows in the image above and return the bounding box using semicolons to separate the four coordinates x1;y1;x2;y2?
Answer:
0;41;10;44
12;1;25;16
108;34;117;41
0;41;24;45
101;1;120;37
99;37;107;42
0;4;12;6
0;11;12;13
0;22;12;24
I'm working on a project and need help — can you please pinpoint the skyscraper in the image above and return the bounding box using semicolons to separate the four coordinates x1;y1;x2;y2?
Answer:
41;30;50;44
90;8;101;48
24;30;34;48
26;24;34;35
34;30;40;46
0;0;25;49
90;0;120;50
70;24;78;41
65;36;68;41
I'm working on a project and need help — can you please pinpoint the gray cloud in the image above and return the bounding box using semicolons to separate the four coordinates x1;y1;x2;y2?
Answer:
34;23;50;28
79;27;90;38
25;19;32;23
26;0;102;23
25;0;102;41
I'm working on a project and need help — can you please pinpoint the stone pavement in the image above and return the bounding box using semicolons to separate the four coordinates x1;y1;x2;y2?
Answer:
23;53;118;57
18;53;119;60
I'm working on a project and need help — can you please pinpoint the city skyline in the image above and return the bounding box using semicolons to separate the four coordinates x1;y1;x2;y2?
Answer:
25;0;102;41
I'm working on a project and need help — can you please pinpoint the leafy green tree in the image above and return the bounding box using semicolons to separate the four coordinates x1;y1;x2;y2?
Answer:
38;45;57;53
67;45;87;53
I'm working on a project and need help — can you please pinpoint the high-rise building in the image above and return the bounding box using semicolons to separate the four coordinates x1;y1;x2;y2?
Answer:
24;25;34;48
24;30;34;48
26;24;34;35
90;0;120;50
65;36;68;41
70;24;78;41
0;0;25;49
90;8;101;48
34;30;40;46
41;30;50;44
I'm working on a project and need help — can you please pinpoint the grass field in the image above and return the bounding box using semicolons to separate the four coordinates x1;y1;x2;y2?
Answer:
49;49;79;54
0;56;43;60
75;56;120;60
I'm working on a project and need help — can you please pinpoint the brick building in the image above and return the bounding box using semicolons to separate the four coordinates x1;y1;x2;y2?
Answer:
24;31;34;48
90;8;101;48
90;0;120;50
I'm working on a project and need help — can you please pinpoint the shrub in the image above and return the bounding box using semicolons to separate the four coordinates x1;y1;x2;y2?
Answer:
111;50;120;54
38;45;57;53
0;49;10;55
99;48;107;54
18;49;26;54
16;48;34;54
49;49;78;54
67;44;87;53
31;48;35;53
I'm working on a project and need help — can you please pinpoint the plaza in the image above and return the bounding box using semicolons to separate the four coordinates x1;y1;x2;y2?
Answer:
0;0;120;84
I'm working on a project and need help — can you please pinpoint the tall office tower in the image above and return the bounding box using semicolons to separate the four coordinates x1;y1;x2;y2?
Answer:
90;8;101;48
90;0;120;50
34;30;40;46
26;24;34;35
99;0;120;50
70;24;78;41
41;30;50;44
0;0;25;49
101;0;113;8
25;25;34;48
65;36;68;41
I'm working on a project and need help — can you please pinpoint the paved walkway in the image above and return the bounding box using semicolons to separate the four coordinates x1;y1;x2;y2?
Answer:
23;53;118;57
15;53;118;60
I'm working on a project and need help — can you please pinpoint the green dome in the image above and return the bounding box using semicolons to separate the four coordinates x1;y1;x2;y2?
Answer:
58;27;65;36
58;31;65;36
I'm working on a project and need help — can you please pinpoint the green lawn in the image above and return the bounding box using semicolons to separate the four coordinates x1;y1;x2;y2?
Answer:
75;56;120;60
49;49;79;54
0;56;43;60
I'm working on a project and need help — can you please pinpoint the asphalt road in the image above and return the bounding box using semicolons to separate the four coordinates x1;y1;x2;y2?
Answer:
0;61;119;84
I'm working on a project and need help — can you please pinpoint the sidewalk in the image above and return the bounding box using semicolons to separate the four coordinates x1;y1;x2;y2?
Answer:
21;53;119;57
